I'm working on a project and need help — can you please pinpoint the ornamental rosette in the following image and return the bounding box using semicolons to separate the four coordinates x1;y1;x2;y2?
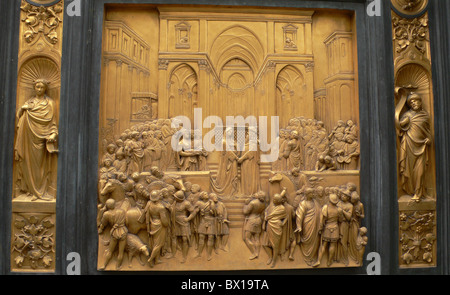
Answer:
12;214;55;269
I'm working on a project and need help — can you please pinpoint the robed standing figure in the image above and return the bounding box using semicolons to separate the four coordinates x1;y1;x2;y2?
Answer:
395;89;432;202
14;79;58;201
238;130;261;197
210;133;239;197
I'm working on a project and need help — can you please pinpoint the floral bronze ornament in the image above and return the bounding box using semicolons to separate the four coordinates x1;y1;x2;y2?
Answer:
399;211;435;265
11;214;55;270
20;0;63;44
392;15;428;54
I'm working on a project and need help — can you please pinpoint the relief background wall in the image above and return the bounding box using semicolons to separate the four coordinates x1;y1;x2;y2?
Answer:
0;0;449;275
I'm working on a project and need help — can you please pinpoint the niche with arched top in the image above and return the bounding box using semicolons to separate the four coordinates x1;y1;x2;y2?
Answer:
210;25;264;77
276;65;305;128
168;63;198;122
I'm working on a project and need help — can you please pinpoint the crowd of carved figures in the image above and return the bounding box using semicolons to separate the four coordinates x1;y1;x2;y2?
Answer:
99;118;209;177
97;163;366;269
98;165;232;269
100;117;360;181
97;117;365;269
274;117;360;172
248;171;367;267
243;179;367;268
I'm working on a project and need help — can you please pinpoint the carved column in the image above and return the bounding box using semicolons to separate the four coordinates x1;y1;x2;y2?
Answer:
197;59;210;121
304;61;315;119
11;0;64;273
198;18;210;120
115;59;123;133
100;57;110;129
266;61;277;120
158;59;170;119
390;0;437;267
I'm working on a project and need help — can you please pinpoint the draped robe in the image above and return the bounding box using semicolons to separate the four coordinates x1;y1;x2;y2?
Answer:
211;150;239;197
348;200;364;262
239;143;260;196
146;202;170;250
263;204;287;248
398;109;431;197
15;96;58;199
126;139;144;174
296;198;321;265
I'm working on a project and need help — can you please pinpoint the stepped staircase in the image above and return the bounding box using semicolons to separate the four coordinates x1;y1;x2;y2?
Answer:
222;198;246;229
211;162;273;229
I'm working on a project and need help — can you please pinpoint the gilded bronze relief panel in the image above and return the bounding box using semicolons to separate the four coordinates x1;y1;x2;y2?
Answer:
96;5;365;271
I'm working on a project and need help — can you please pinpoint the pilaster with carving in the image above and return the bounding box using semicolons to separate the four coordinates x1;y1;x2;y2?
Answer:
391;0;436;268
11;0;64;273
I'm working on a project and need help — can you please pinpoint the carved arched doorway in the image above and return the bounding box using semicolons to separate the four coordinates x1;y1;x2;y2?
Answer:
276;65;305;128
168;63;198;122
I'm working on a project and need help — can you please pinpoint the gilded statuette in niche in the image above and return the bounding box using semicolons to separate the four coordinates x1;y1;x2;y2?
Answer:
395;87;431;202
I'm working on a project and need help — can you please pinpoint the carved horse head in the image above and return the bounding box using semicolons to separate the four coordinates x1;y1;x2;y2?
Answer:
100;179;125;204
163;174;186;192
268;172;297;205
